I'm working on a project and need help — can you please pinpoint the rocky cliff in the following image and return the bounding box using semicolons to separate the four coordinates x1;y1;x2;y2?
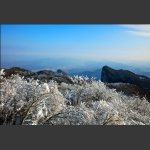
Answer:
101;66;150;91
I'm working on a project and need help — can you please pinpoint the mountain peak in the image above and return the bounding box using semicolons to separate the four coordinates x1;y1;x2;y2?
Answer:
101;65;150;91
57;69;68;76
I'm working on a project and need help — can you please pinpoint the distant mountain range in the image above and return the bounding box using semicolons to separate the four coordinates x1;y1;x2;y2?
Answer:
1;58;150;78
133;68;150;78
69;69;102;81
1;58;85;71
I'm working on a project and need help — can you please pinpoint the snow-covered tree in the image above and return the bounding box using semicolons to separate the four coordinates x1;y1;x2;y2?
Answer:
0;68;150;125
0;70;65;125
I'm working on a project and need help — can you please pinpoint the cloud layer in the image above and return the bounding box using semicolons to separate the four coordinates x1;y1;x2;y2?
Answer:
122;25;150;37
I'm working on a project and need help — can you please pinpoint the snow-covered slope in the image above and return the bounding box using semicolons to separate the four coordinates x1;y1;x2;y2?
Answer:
0;69;150;125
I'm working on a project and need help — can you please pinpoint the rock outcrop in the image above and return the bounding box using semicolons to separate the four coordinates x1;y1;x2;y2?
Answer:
101;66;150;91
1;67;73;84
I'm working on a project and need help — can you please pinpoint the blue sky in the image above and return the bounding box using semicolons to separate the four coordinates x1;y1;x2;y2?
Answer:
1;24;150;63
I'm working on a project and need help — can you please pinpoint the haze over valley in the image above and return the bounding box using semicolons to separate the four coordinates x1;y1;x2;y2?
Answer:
2;57;150;78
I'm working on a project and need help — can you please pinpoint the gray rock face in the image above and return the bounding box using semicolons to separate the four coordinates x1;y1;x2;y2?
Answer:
101;66;150;91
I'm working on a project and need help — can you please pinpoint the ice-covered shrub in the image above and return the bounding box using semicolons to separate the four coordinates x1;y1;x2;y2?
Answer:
0;73;65;125
58;75;150;125
43;104;96;125
0;70;150;125
0;69;5;78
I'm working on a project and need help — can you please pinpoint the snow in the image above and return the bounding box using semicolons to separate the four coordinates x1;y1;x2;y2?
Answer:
0;68;150;125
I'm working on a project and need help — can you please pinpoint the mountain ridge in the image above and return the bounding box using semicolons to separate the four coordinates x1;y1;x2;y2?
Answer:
2;58;150;77
101;65;150;91
1;66;150;103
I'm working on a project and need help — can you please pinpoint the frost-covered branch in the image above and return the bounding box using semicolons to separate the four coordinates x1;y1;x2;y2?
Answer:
0;69;150;125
